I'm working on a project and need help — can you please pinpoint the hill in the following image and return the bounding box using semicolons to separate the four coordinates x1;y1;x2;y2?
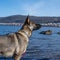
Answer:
0;15;60;23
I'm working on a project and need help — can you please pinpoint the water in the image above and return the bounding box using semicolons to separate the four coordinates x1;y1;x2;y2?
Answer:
0;26;60;60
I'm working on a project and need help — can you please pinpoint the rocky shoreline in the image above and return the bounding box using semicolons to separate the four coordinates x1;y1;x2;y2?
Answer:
41;23;60;27
0;23;60;27
0;23;23;26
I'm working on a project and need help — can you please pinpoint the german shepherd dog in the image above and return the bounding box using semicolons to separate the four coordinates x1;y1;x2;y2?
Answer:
0;15;41;60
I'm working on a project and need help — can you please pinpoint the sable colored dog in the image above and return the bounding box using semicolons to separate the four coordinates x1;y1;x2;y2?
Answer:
0;15;41;60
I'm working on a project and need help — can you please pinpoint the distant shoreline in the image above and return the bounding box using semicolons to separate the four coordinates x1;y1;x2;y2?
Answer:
0;23;60;27
0;23;23;26
41;23;60;27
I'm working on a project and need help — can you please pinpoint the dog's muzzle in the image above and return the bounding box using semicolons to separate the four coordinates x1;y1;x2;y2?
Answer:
33;24;41;30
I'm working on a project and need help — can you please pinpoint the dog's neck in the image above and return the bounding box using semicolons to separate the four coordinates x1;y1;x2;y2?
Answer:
18;26;32;37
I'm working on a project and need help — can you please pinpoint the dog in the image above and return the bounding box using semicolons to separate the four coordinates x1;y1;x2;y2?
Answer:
0;15;41;60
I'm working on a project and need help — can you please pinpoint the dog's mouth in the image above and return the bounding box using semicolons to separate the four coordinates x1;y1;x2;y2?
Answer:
33;24;41;30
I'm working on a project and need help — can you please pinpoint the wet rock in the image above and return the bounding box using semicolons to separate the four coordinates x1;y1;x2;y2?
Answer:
40;30;52;35
57;32;60;35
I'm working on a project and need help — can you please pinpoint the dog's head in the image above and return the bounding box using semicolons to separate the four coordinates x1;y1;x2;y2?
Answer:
22;15;41;31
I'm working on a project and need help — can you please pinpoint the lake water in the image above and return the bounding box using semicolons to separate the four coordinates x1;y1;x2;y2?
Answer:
0;25;60;60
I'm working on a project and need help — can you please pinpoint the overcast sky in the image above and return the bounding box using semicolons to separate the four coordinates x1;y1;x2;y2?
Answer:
0;0;60;17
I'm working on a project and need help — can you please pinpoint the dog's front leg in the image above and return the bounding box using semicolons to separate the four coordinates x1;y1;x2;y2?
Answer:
14;53;22;60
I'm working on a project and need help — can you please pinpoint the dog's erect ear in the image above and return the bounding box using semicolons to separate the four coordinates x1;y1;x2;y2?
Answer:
25;15;30;25
21;15;30;29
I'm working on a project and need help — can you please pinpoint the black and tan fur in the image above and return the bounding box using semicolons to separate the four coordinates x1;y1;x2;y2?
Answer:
0;15;41;60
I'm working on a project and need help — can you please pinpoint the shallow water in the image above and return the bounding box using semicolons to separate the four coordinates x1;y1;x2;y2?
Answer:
0;26;60;60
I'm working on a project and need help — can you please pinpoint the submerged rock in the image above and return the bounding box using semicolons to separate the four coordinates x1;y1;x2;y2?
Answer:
40;30;52;35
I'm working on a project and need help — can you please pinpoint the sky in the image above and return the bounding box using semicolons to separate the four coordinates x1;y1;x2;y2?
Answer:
0;0;60;17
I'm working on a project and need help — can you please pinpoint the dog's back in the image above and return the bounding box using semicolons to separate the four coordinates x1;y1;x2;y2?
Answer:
0;33;16;57
0;31;29;57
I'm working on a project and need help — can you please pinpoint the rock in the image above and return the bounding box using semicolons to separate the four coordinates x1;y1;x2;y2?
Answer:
57;32;60;35
40;30;52;35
